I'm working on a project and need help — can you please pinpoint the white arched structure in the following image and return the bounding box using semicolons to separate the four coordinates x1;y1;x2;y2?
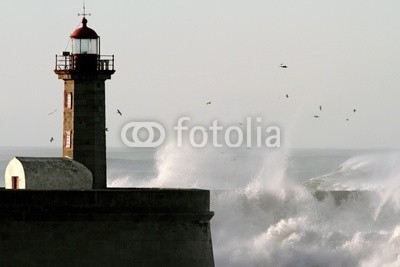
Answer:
5;157;93;190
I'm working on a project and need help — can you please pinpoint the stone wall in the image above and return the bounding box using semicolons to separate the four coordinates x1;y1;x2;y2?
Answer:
0;189;214;267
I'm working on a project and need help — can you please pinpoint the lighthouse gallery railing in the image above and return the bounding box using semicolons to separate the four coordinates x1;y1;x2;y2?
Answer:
55;54;115;71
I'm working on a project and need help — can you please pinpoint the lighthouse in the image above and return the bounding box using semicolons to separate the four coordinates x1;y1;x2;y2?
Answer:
1;8;215;266
54;16;115;189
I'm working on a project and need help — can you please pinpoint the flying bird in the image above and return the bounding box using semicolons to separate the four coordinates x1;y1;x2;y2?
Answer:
353;109;357;113
206;101;212;105
117;109;122;116
314;115;320;118
346;119;349;121
48;109;57;115
280;64;288;68
50;137;54;143
286;94;289;98
319;105;322;111
238;122;243;126
105;128;108;132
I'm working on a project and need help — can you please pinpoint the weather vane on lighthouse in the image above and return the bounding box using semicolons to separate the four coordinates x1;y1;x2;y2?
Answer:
78;1;91;18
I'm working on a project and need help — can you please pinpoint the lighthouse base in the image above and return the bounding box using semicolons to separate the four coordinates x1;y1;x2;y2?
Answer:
0;189;214;267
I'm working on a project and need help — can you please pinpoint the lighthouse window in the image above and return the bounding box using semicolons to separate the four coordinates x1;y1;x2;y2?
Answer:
65;131;71;148
81;40;89;54
72;39;98;54
66;93;73;109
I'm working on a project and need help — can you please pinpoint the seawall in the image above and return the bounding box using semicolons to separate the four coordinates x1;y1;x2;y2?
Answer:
0;188;214;267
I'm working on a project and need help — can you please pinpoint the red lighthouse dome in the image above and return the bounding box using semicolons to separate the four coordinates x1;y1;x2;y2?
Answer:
70;17;98;39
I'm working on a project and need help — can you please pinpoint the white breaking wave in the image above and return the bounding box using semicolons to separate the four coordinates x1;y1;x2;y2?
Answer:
108;146;400;266
304;152;400;191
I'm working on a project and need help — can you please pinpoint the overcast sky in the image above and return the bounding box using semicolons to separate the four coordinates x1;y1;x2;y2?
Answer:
1;0;400;149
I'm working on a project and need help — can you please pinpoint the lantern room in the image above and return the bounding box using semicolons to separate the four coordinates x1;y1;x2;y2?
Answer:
70;17;99;55
68;17;99;71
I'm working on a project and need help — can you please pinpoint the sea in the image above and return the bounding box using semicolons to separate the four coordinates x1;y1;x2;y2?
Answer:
1;146;400;267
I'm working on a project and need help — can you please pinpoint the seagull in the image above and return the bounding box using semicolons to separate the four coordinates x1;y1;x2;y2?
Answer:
48;109;57;115
280;64;288;68
314;115;320;118
206;101;212;105
286;94;289;98
319;105;322;111
117;109;122;116
353;109;357;113
50;137;54;143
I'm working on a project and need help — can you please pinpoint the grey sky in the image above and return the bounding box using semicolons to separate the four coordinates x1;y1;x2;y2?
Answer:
0;0;399;149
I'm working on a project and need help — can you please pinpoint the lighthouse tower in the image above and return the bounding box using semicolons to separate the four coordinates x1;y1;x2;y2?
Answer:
54;16;115;189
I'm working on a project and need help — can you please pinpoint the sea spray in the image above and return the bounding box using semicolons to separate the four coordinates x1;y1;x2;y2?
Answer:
304;152;400;191
106;146;400;266
151;144;274;189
